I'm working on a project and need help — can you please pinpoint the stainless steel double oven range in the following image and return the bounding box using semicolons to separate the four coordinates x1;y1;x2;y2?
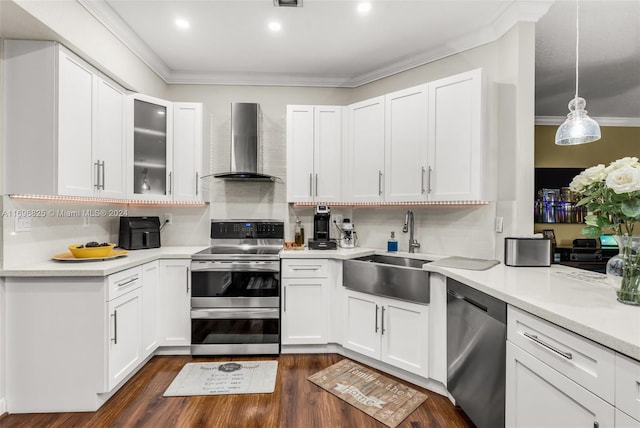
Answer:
190;219;284;356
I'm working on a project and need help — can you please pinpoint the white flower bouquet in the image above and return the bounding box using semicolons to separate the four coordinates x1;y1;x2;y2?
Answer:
570;157;640;304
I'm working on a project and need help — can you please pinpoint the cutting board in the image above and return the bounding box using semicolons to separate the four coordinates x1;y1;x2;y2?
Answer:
428;256;499;271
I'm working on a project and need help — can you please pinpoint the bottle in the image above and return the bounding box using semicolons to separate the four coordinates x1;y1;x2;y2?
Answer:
294;218;304;247
387;231;398;252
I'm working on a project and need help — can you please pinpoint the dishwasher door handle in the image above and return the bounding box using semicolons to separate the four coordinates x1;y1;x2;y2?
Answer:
447;289;488;313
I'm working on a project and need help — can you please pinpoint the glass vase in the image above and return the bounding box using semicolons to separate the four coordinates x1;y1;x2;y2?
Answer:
606;235;640;305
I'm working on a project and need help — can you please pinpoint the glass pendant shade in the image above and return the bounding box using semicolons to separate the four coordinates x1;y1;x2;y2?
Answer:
555;97;601;145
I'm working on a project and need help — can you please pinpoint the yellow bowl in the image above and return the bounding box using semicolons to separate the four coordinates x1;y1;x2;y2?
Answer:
68;243;116;258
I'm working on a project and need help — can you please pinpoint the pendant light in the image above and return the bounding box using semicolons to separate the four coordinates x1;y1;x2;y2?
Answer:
555;0;601;145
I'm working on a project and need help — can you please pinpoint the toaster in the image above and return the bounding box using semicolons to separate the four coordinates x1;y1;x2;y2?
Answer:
504;237;551;267
118;216;161;250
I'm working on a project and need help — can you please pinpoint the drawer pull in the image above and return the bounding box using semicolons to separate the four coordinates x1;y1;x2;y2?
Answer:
292;267;320;271
116;276;139;287
524;332;573;360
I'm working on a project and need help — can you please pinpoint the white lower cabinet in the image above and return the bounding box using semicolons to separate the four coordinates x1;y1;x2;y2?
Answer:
158;259;191;346
282;278;328;344
616;353;640;427
343;288;429;377
281;259;330;345
141;261;160;358
618;410;640;428
506;341;615;428
107;287;142;391
506;305;618;428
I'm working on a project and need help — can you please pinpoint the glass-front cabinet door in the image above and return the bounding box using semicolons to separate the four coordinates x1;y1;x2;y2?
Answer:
129;94;173;200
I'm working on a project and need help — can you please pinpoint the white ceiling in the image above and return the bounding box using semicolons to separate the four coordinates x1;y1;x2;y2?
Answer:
82;0;551;86
3;0;640;119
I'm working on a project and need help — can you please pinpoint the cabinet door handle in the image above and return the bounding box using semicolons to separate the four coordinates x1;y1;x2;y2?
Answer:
381;306;386;335
100;161;105;190
186;267;190;293
111;310;118;344
375;305;379;333
309;173;313;197
94;161;101;189
523;332;573;360
427;166;432;193
378;170;383;195
315;173;318;197
421;166;426;194
195;172;199;195
283;286;287;313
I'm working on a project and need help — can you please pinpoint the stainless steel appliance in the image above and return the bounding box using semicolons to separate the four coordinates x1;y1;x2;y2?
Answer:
308;205;336;250
118;216;161;250
504;237;552;266
210;103;279;182
337;218;356;249
190;219;284;355
447;278;506;428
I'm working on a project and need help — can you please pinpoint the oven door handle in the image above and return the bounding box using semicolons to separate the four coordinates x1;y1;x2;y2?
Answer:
190;308;280;320
190;261;280;272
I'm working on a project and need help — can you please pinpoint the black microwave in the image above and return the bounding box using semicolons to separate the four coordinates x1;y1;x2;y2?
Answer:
118;216;161;250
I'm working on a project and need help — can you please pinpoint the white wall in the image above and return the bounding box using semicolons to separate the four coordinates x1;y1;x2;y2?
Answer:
3;0;167;96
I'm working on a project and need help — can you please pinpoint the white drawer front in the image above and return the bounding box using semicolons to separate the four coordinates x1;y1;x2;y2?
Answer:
617;409;640;428
507;306;615;404
282;259;329;278
108;266;143;301
616;353;640;421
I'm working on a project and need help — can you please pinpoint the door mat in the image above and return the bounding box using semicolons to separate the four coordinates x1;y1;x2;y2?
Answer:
308;359;428;428
163;361;278;397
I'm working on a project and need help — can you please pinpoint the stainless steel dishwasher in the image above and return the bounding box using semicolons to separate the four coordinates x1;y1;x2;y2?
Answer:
447;278;506;428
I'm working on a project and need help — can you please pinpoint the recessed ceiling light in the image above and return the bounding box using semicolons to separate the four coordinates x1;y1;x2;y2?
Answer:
268;21;282;32
357;2;372;14
175;18;190;29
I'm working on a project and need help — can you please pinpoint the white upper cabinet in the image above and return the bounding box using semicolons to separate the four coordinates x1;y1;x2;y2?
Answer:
344;96;386;202
384;84;429;202
4;40;126;198
427;68;484;201
173;102;204;201
287;105;342;202
95;78;127;199
128;94;174;201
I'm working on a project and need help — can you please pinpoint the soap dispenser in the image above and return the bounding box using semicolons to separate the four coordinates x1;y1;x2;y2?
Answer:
387;231;398;252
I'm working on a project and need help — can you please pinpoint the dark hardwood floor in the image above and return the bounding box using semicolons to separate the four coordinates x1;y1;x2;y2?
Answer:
0;354;474;428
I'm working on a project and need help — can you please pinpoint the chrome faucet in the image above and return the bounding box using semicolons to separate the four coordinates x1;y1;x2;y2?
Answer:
402;210;420;253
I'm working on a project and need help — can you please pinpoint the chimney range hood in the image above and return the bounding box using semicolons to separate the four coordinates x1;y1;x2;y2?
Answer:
211;103;279;182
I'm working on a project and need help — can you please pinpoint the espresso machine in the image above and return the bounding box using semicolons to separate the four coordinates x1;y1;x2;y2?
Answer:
338;218;357;249
308;205;337;250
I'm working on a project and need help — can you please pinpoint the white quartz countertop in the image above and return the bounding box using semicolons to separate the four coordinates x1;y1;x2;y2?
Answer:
282;247;640;360
0;246;208;277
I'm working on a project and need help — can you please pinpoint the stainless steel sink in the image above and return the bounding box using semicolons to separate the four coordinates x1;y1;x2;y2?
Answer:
343;255;430;304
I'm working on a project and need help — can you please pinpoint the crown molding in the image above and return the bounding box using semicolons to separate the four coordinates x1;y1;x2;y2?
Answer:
536;116;640;127
80;0;553;88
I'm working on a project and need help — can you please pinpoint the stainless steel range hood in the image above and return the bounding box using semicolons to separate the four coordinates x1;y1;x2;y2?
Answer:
212;103;279;182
